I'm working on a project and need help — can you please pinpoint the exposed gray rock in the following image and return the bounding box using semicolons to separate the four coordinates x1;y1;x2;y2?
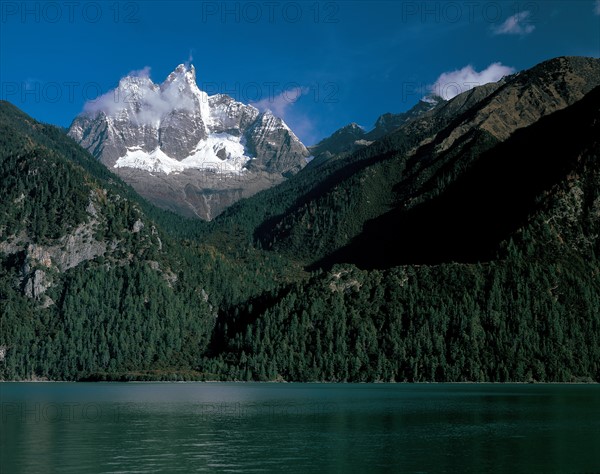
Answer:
132;219;144;233
23;269;51;299
245;112;309;175
51;224;108;272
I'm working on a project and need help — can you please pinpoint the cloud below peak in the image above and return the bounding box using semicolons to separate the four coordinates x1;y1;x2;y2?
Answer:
493;11;535;36
430;63;516;100
83;66;195;125
128;66;152;78
251;87;308;117
251;87;316;143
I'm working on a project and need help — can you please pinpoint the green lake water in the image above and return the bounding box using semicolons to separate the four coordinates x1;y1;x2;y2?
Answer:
1;383;599;473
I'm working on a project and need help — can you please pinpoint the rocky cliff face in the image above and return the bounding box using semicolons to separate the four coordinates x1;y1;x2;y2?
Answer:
0;187;161;307
68;64;309;220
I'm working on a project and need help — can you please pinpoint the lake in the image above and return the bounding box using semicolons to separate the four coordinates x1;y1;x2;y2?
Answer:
1;383;599;473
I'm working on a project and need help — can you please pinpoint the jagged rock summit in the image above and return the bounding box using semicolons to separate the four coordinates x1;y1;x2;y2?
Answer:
69;64;309;219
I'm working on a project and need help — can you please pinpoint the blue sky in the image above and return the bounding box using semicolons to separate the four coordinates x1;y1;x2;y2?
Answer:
1;1;599;145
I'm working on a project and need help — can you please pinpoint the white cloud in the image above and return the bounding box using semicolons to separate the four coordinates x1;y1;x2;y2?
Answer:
251;87;315;143
83;66;195;125
84;89;123;117
595;0;600;15
128;66;152;78
251;87;308;118
430;63;516;100
493;11;535;36
185;49;195;68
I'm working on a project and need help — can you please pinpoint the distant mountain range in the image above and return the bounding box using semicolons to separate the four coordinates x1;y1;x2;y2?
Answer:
308;97;442;163
2;56;600;383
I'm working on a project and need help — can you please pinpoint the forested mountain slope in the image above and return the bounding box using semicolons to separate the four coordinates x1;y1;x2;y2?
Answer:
194;58;600;382
204;57;600;269
2;56;599;382
0;101;301;380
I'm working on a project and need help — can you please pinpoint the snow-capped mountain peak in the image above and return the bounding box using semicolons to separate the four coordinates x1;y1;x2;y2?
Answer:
117;74;156;94
167;63;194;79
68;62;309;219
70;64;308;176
160;63;204;101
